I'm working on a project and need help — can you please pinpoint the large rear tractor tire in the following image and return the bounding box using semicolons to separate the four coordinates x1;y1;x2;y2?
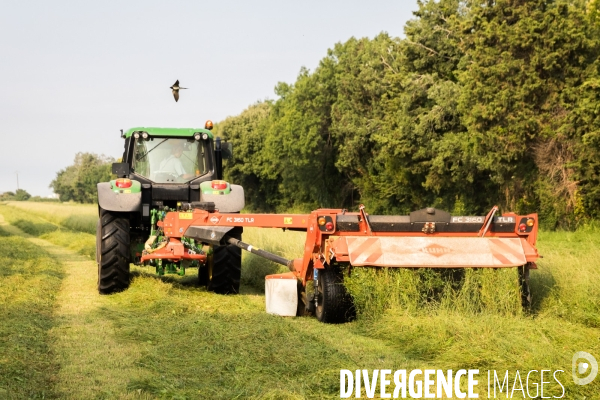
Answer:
206;228;242;294
315;266;355;323
97;209;131;294
96;219;101;265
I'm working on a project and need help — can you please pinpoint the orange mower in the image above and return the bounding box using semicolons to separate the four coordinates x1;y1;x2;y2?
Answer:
140;202;539;323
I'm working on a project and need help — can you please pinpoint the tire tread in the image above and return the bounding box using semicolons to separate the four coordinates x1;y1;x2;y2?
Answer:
316;266;355;323
97;209;130;294
206;229;242;294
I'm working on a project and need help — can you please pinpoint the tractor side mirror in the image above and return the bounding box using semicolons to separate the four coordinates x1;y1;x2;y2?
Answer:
112;163;130;178
221;142;233;160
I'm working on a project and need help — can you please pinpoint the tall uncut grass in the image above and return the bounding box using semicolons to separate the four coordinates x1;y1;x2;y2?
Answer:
240;227;305;289
344;267;523;319
3;201;97;234
241;226;600;327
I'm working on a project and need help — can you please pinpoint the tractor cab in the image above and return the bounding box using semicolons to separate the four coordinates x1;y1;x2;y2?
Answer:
96;122;245;295
131;137;207;184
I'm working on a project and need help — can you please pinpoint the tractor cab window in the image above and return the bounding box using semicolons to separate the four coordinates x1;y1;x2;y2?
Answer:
131;137;207;183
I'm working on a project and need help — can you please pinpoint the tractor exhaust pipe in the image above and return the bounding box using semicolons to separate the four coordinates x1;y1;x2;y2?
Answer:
215;137;223;180
224;235;295;271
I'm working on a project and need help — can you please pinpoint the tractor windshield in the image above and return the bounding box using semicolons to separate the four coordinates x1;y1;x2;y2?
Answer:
131;137;207;183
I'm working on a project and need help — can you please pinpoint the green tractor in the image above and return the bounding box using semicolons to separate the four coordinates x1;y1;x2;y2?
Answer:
96;123;244;295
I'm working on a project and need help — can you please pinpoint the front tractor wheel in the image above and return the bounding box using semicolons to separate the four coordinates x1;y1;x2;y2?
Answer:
97;209;131;294
315;266;355;323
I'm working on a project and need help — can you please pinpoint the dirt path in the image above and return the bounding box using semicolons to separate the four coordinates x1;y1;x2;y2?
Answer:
0;213;150;399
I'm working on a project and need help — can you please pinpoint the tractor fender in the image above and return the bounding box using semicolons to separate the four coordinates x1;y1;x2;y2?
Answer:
200;184;245;213
97;182;141;213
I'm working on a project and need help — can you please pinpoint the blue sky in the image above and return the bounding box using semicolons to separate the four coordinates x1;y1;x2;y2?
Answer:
0;0;418;197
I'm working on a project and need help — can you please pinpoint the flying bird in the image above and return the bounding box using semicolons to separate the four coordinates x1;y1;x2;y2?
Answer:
170;80;187;102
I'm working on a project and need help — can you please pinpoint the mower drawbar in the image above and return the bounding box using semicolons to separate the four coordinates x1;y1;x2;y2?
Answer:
224;235;295;271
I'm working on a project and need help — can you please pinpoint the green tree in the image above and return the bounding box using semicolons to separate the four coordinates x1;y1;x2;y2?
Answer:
14;189;31;201
50;153;113;203
0;191;15;200
458;0;599;226
262;63;348;212
216;0;600;227
216;101;280;211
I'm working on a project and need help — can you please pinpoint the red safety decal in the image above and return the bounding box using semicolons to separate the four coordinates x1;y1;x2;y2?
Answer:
349;238;382;264
489;238;525;265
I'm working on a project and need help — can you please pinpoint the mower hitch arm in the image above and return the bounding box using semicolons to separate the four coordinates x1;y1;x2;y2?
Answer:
224;235;295;271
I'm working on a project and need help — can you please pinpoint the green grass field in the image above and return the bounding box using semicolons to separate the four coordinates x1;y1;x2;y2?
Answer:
3;201;98;234
0;202;598;399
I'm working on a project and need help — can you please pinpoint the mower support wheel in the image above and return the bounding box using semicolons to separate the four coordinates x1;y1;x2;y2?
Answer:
519;263;532;309
315;266;355;323
207;228;242;294
97;208;131;294
296;280;313;316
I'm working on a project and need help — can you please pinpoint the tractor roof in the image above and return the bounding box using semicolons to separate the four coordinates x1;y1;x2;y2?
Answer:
124;127;214;139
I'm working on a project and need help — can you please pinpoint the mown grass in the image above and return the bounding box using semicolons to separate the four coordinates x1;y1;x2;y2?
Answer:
0;204;96;259
0;232;64;398
0;205;598;398
97;274;401;398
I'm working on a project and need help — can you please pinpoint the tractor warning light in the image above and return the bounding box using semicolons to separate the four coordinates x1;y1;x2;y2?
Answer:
115;178;132;189
205;120;214;130
325;221;334;231
519;223;527;232
526;219;535;227
318;217;326;226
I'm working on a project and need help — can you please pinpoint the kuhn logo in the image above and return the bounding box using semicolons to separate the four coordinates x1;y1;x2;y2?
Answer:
420;244;452;257
210;216;220;224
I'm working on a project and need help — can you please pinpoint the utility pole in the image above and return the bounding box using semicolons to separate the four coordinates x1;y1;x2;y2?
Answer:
15;171;19;190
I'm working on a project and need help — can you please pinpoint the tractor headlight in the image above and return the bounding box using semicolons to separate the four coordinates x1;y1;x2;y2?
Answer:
142;132;149;140
194;133;201;141
202;133;209;140
133;132;140;139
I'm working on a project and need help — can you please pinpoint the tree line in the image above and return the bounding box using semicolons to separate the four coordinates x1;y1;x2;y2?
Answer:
0;189;33;201
50;153;113;203
217;0;600;229
3;152;111;204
